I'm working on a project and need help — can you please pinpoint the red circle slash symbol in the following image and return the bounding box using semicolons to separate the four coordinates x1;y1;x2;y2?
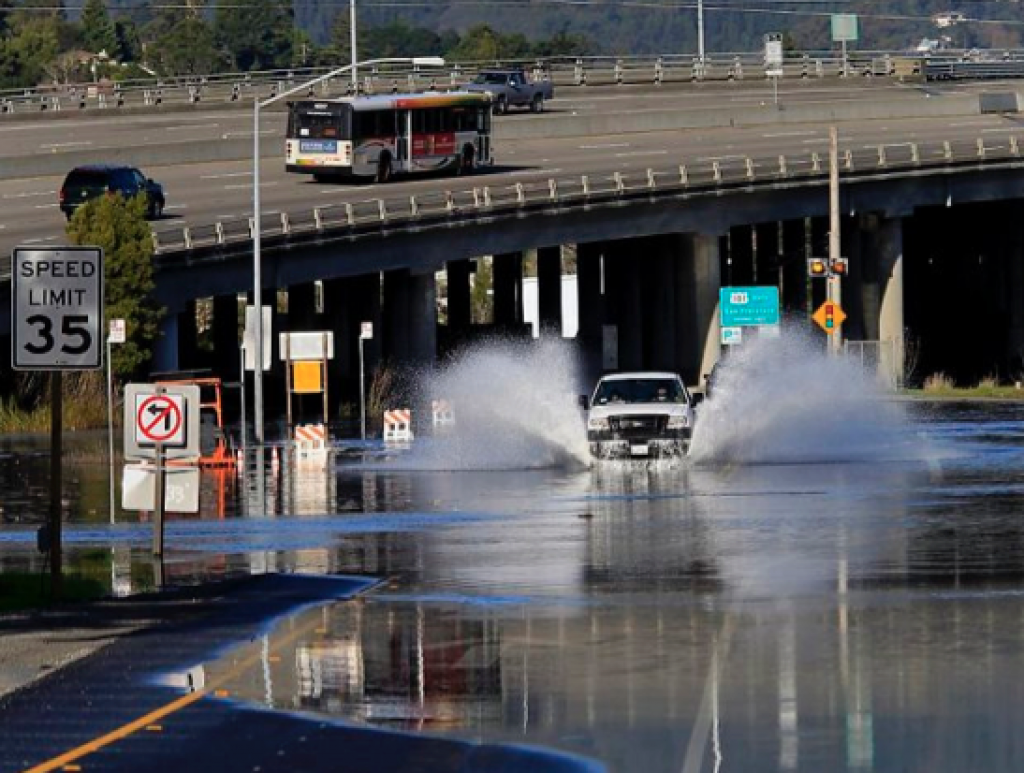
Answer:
137;395;182;443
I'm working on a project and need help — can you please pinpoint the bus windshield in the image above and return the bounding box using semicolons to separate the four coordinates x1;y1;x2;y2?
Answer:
288;103;351;140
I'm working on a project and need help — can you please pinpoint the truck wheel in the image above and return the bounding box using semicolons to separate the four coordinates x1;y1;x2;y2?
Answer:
494;95;508;115
531;94;545;113
375;154;392;183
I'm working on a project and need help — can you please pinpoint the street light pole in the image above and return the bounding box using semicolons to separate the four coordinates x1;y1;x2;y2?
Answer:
350;0;358;93
250;56;446;445
697;0;705;65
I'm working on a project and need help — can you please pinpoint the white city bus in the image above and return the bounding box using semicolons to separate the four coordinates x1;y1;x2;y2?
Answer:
286;92;493;183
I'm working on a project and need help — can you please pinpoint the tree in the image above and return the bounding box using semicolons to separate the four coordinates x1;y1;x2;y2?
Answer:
114;18;142;63
154;17;221;75
66;194;163;380
81;0;117;55
471;257;493;325
215;0;294;71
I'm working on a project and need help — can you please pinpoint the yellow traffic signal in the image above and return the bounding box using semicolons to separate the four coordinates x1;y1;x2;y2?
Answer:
807;258;828;277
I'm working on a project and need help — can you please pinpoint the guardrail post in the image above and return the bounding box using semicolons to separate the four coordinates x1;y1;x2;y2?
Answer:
647;168;657;188
977;138;986;159
943;141;952;161
1011;136;1020;157
183;228;193;250
877;145;887;167
548;179;558;201
472;188;481;208
655;57;664;85
313;207;323;229
844;149;853;170
215;222;225;243
691;57;700;82
712;161;722;182
280;212;290;233
151;233;160;252
679;165;689;185
811;152;822;172
248;217;256;239
483;187;492;207
778;155;787;176
574;58;586;86
581;175;590;195
98;93;107;109
614;172;625;192
745;157;755;180
801;55;810;79
345;202;355;225
446;191;455;213
515;183;525;203
815;59;824;78
911;143;920;164
615;59;623;85
410;196;419;216
377;199;387;221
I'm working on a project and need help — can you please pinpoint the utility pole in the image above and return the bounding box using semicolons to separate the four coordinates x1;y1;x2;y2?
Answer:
350;0;358;93
828;125;843;355
697;0;706;66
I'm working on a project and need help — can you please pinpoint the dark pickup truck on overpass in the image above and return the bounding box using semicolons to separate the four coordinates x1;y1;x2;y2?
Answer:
463;69;554;114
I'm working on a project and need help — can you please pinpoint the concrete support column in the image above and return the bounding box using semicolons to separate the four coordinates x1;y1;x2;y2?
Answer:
862;215;905;385
153;309;181;374
177;300;198;371
212;294;240;381
446;259;472;335
677;234;722;387
781;219;808;318
322;278;354;406
606;245;643;371
810;217;829;314
383;270;411;363
576;242;605;383
408;270;438;368
754;221;780;288
727;225;755;286
287;282;318;331
841;215;866;342
1004;203;1024;372
644;239;677;372
537;246;563;335
493;252;523;330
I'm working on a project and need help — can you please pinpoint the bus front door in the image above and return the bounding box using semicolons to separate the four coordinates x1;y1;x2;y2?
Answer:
396;110;411;172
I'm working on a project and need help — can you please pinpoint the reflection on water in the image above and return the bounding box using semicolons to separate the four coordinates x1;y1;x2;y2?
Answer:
7;405;1024;769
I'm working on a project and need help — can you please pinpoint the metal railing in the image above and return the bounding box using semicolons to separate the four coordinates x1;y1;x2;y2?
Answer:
4;48;1023;116
148;133;1024;258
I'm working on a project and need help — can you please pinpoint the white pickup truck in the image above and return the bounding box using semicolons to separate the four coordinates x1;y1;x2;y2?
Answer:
580;372;699;459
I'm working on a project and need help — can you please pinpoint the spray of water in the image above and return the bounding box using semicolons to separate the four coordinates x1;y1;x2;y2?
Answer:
688;329;915;465
402;338;590;470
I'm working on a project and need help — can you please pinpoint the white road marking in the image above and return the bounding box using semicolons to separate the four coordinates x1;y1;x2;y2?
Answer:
614;150;668;158
165;204;188;210
579;142;630;150
201;172;252;180
225;182;277;190
34;203;58;209
509;168;563;176
39;141;92;149
3;190;55;199
801;138;827;144
949;120;992;127
697;154;744;162
221;130;275;139
982;127;1016;134
165;123;219;132
761;131;817;138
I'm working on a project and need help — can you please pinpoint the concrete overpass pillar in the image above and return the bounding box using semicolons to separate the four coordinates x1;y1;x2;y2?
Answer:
322;278;354;406
727;226;754;286
1003;203;1024;372
644;238;677;372
287;282;319;331
576;242;605;383
677;234;722;387
781;219;808;318
841;215;866;342
383;270;411;363
754;222;780;289
605;244;643;371
153;309;181;374
408;270;438;368
537;246;563;335
177;300;198;371
862;215;905;385
446;259;472;338
810;217;829;317
212;294;240;381
493;252;523;331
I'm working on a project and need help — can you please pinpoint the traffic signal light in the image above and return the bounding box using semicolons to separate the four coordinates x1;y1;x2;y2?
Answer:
807;258;828;277
830;257;849;277
824;302;835;330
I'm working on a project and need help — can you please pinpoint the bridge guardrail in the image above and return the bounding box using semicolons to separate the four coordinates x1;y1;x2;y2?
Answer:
147;133;1024;258
6;49;1023;116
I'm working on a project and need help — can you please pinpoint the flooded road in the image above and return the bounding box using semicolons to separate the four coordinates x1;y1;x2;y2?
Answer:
4;393;1024;771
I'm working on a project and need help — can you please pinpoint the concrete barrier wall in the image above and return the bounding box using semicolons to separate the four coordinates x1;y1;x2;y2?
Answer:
0;91;996;181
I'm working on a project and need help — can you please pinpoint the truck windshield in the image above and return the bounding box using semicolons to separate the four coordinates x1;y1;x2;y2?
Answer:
593;379;686;405
473;72;510;85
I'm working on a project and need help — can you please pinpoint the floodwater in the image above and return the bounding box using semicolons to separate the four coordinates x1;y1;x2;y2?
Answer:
5;338;1024;771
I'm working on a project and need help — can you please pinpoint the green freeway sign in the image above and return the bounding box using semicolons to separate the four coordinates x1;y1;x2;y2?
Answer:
720;286;780;327
831;14;859;43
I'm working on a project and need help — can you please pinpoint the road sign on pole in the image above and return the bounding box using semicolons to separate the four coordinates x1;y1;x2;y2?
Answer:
12;247;103;370
813;300;847;334
719;286;781;327
243;305;272;372
123;384;200;461
122;464;200;514
108;318;126;344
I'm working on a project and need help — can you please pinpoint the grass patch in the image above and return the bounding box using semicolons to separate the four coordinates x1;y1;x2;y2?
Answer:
0;372;110;434
903;385;1024;400
0;572;107;615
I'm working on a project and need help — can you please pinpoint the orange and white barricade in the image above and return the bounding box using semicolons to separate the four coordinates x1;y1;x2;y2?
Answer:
383;409;413;444
293;423;328;462
431;399;455;429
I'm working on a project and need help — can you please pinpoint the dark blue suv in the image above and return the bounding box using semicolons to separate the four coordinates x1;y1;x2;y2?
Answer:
59;165;166;221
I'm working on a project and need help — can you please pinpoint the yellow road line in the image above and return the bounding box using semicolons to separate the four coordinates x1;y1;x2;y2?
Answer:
21;591;366;773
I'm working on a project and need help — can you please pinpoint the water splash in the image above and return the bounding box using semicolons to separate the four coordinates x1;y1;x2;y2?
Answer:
688;330;915;465
402;338;590;470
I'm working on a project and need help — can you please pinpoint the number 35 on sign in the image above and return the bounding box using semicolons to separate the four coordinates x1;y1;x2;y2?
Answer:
12;247;103;370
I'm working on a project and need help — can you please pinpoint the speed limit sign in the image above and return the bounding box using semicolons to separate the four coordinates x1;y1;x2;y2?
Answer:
12;247;103;370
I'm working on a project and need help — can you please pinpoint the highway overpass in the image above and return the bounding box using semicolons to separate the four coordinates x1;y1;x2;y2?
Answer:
4;79;1024;410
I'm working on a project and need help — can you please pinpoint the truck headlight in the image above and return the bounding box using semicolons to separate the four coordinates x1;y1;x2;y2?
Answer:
666;415;689;430
588;417;609;431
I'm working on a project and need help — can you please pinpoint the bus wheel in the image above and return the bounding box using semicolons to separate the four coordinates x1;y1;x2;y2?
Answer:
457;146;475;175
375;155;392;183
531;94;545;113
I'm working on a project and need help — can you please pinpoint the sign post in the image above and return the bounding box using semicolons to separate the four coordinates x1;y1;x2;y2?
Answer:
764;33;784;106
13;246;104;597
107;319;125;524
831;13;859;73
359;321;373;441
